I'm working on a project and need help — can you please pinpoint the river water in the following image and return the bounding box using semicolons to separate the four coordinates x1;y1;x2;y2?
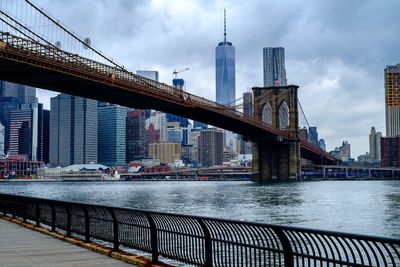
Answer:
0;180;399;238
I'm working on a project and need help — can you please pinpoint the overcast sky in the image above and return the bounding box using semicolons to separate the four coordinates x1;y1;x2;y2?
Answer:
33;0;400;158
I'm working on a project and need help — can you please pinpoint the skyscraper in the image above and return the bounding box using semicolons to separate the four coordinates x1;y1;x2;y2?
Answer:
263;47;287;87
0;122;4;156
385;64;400;137
198;128;223;167
369;127;382;162
8;103;48;162
50;94;98;167
308;127;319;147
243;92;253;117
126;110;147;162
0;81;37;154
215;9;235;106
98;102;126;167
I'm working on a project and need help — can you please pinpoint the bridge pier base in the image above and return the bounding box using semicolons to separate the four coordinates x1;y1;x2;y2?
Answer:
252;85;301;182
253;140;301;182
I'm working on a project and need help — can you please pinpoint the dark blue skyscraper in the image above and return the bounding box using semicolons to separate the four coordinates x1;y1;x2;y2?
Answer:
308;127;319;147
98;102;126;167
215;9;235;106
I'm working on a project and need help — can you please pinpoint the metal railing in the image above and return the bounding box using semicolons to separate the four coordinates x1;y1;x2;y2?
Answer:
0;193;399;266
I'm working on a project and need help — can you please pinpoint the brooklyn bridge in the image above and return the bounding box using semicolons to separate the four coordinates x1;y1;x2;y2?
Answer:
0;0;336;181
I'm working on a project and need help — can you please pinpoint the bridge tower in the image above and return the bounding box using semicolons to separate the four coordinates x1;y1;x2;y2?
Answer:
252;85;301;181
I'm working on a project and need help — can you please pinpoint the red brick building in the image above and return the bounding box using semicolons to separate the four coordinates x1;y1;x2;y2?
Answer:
381;136;400;167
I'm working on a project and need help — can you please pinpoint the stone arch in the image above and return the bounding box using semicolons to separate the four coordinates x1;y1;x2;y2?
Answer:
261;102;272;124
278;100;289;129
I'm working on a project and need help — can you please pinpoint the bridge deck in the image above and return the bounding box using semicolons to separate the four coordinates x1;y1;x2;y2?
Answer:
0;219;134;267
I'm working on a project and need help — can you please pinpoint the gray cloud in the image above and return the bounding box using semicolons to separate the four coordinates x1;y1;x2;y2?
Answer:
33;0;400;157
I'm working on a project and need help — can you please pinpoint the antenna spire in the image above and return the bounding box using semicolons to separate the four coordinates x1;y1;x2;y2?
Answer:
224;9;227;43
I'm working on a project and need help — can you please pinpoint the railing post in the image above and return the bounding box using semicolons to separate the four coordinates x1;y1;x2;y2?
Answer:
51;203;56;232
145;213;159;263
198;219;213;267
108;208;119;251
83;206;90;243
22;201;27;222
35;202;40;227
66;206;71;237
273;228;294;267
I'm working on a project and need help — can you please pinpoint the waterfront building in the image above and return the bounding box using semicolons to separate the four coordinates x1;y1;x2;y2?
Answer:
98;103;126;167
50;94;98;167
182;127;189;145
216;9;235;106
0;122;4;156
263;47;287;87
188;129;201;163
198;128;223;167
0;81;37;153
166;121;183;144
369;127;382;162
9;103;49;162
385;64;400;137
148;143;181;164
381;137;400;167
330;141;351;162
126;110;146;162
357;153;372;165
181;144;194;164
146;123;160;148
308;127;319;146
146;111;167;141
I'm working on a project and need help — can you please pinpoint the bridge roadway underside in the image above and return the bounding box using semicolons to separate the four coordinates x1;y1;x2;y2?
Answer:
0;57;335;164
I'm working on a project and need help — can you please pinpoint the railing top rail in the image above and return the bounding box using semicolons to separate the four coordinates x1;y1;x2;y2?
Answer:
1;192;398;244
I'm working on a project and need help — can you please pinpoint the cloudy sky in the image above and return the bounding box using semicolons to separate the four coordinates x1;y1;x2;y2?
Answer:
33;0;400;157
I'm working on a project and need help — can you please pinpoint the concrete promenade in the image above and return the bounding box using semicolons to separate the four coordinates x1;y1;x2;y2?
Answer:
0;219;134;267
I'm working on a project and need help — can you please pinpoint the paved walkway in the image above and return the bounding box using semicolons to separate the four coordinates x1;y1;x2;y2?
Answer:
0;219;134;267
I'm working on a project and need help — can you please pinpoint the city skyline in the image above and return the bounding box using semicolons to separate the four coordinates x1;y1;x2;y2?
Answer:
32;0;400;157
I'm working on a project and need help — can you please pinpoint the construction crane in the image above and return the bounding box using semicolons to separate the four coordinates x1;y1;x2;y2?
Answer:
172;68;189;79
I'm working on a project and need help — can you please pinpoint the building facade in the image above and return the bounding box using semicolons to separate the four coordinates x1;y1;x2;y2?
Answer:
98;103;126;167
126;110;146;162
146;111;167;141
198;128;223;167
263;47;287;87
0;122;4;156
308;127;319;147
0;81;37;154
381;137;400;167
148;143;181;164
369;127;382;162
50;94;98;167
8;103;49;162
385;64;400;137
